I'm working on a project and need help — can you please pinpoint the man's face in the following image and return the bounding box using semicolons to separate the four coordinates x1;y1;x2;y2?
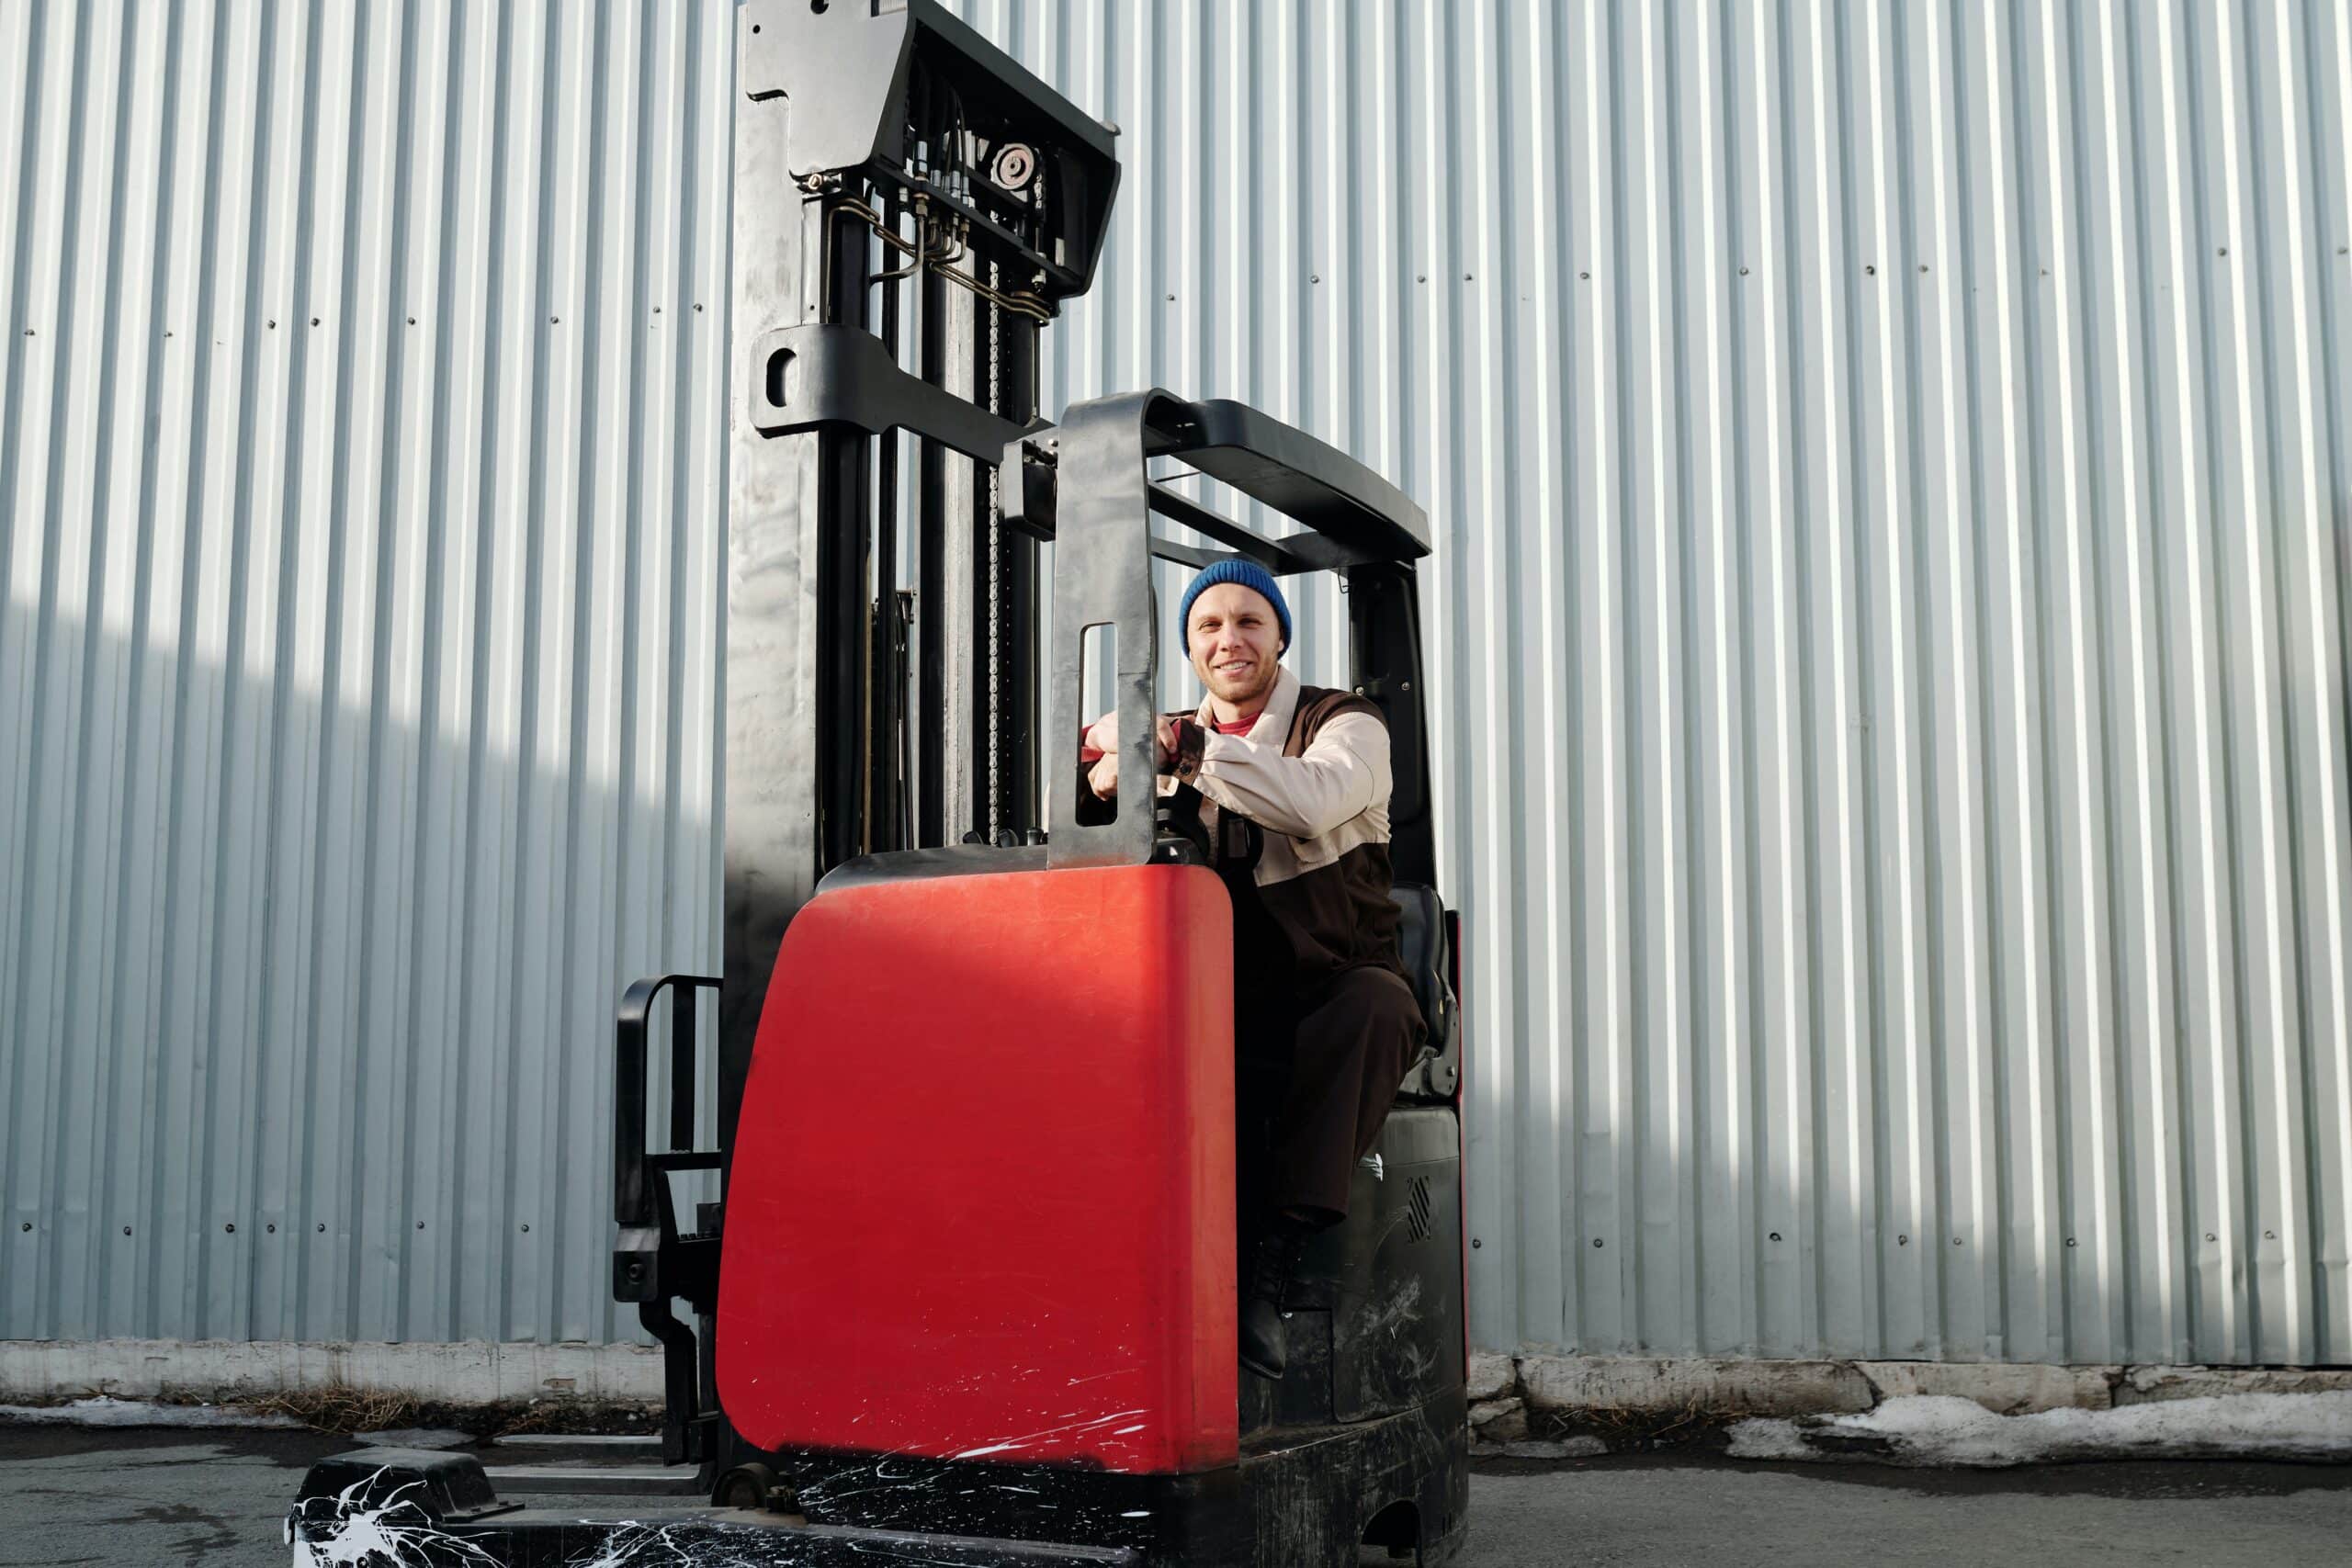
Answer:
1187;582;1284;710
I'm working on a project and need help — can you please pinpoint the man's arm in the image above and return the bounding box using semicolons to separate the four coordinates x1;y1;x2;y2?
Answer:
1181;710;1388;840
1080;713;1191;802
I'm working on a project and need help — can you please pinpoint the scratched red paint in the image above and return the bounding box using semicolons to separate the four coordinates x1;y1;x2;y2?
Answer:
718;864;1239;1473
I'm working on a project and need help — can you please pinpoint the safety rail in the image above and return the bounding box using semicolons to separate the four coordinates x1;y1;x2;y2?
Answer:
1002;390;1433;874
612;971;724;1467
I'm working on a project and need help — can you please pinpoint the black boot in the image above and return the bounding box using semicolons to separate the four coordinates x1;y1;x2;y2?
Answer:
1238;1225;1306;1381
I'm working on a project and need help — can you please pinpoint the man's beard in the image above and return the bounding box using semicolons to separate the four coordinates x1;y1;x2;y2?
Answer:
1204;656;1279;709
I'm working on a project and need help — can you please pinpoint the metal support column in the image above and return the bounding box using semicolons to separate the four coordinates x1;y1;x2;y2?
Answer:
720;41;821;1152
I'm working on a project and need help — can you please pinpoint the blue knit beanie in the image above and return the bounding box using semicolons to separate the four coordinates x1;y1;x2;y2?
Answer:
1179;559;1291;651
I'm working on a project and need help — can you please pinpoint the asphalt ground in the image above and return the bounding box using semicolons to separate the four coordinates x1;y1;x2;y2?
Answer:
2;1423;2346;1566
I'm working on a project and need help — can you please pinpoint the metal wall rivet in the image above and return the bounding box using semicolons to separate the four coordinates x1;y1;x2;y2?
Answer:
266;1224;277;1234
549;315;560;325
311;317;321;326
1593;1237;1604;1248
122;1226;132;1236
267;320;277;329
18;1222;28;1233
2065;1237;2076;1247
1952;1236;1963;1246
407;316;417;325
2206;1232;2217;1242
416;1221;426;1230
1897;1235;1908;1245
1918;264;1929;273
1471;1238;1482;1249
1865;264;1876;275
1738;265;1749;276
2265;1229;2276;1239
1769;1231;1781;1242
318;1223;327;1233
225;1223;235;1233
521;1224;531;1233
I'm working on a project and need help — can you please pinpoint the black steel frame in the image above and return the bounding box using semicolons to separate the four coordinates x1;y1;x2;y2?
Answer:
1001;391;1438;888
611;972;722;1467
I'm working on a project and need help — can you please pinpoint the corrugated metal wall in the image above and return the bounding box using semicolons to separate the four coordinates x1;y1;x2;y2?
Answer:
0;0;731;1344
7;0;2351;1369
1009;0;2352;1366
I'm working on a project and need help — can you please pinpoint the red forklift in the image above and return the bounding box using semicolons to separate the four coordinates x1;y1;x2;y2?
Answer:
290;4;1466;1563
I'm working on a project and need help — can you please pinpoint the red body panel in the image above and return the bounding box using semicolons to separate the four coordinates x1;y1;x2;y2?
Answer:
718;864;1238;1474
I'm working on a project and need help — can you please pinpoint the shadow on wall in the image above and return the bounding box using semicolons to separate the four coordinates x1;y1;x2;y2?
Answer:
0;593;718;1349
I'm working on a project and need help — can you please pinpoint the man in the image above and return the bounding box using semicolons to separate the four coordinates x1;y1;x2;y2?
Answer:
1080;558;1425;1381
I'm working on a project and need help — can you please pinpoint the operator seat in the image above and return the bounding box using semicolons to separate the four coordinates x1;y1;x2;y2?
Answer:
1389;884;1453;1058
1389;884;1457;1100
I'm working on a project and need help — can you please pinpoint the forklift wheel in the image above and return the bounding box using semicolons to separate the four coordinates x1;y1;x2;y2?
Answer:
713;1461;801;1517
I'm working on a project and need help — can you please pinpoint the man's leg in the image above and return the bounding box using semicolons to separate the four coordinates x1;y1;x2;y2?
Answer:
1266;965;1425;1223
1238;966;1423;1379
1231;990;1301;1230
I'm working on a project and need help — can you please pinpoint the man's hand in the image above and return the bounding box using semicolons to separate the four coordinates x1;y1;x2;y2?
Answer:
1086;714;1186;800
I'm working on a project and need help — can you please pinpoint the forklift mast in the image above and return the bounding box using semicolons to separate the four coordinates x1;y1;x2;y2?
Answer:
721;0;1119;1153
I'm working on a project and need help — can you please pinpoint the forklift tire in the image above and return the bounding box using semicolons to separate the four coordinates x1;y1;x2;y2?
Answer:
713;1461;802;1519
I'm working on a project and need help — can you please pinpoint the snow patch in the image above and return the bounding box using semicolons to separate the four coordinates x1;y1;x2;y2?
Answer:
0;1395;301;1429
1727;1392;2352;1468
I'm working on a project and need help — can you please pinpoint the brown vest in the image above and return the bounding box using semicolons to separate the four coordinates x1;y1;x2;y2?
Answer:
1213;685;1403;998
